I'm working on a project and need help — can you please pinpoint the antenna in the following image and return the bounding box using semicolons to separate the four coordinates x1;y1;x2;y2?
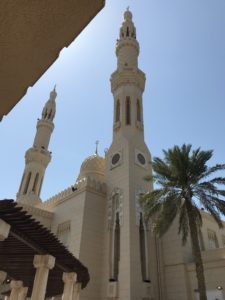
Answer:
95;140;99;155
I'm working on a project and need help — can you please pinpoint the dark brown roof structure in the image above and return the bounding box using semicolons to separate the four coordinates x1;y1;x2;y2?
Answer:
0;199;89;297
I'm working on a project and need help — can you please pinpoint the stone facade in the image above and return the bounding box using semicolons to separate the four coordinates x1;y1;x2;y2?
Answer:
3;9;225;300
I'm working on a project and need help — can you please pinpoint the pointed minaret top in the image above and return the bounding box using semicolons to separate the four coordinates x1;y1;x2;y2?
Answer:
41;87;57;121
119;8;136;40
124;7;132;21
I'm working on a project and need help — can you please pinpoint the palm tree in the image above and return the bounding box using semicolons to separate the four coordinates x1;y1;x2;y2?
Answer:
141;144;225;300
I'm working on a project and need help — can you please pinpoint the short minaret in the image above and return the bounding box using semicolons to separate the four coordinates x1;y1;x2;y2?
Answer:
104;9;157;300
17;88;57;205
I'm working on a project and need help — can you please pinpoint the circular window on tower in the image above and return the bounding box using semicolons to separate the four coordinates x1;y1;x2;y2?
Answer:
112;153;121;165
137;153;146;165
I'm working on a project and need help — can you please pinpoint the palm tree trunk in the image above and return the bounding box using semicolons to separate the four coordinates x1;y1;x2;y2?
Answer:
186;201;207;300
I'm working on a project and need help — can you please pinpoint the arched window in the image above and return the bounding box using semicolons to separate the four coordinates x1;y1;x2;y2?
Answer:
126;27;129;37
139;213;150;282
126;97;131;125
137;99;141;122
115;100;120;122
38;176;44;196
109;194;120;281
32;173;39;193
23;172;31;194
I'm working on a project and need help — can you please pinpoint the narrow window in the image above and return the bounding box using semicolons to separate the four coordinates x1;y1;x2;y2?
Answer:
207;229;219;249
38;176;44;196
139;213;150;282
137;99;141;122
126;27;129;37
126;97;131;125
109;194;120;281
113;212;120;281
23;172;31;194
115;100;120;122
57;221;71;248
32;173;39;193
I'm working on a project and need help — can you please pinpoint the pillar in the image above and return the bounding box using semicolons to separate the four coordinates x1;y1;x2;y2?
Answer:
9;280;23;300
0;271;7;284
31;254;55;300
62;272;76;300
72;283;81;300
0;219;10;241
18;287;28;300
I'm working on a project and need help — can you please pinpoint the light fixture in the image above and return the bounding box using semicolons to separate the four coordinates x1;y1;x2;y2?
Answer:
217;286;223;290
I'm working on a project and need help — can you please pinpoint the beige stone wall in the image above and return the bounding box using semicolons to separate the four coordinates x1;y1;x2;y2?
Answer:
161;211;225;300
50;190;86;257
78;190;106;300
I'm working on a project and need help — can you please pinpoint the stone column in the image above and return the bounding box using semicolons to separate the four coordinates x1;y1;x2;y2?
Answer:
18;287;28;300
0;219;10;241
31;254;55;300
0;271;7;284
62;272;76;300
9;280;23;300
72;282;81;300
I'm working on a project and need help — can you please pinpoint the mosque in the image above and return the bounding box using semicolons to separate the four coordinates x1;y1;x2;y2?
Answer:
5;9;225;300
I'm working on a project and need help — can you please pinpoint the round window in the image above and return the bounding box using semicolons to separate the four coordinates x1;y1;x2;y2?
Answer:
137;153;146;165
112;153;120;165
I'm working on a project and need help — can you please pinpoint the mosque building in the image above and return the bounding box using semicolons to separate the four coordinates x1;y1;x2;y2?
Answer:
8;9;225;300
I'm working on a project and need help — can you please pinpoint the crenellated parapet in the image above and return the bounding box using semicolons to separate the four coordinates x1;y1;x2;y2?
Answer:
40;176;107;210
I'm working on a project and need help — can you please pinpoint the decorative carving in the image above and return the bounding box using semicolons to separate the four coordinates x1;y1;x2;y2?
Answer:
135;187;147;227
107;188;123;228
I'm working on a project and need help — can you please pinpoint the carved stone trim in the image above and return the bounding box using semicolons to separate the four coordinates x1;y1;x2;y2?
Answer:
107;187;123;228
135;187;147;227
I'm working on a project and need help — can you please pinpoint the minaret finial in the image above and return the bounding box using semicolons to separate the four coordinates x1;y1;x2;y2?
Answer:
126;6;129;11
95;140;99;155
54;84;56;92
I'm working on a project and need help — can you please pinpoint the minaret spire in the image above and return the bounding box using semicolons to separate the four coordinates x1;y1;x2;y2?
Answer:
17;88;57;205
105;10;153;300
111;9;145;138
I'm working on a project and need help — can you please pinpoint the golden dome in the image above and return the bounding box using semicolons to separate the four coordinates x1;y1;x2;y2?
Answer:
77;154;105;181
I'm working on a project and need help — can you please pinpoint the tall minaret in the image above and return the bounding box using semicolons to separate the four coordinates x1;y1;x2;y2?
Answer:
17;88;57;205
104;9;158;300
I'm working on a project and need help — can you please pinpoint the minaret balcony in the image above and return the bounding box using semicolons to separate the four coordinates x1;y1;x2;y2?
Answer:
116;38;139;56
111;69;145;93
25;147;51;166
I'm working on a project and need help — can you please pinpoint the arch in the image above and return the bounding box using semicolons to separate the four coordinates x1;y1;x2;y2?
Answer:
32;173;39;193
115;99;120;122
126;96;131;125
137;99;141;122
23;172;31;194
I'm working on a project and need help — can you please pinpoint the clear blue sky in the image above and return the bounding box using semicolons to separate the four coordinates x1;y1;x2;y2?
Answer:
1;0;225;201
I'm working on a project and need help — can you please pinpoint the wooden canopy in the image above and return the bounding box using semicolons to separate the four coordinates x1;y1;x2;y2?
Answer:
0;199;89;297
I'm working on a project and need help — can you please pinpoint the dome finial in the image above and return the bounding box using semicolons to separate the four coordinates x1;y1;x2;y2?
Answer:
95;140;99;155
124;6;132;21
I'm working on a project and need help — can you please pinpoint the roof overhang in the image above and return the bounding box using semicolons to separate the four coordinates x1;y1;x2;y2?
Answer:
0;0;105;121
0;200;89;297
